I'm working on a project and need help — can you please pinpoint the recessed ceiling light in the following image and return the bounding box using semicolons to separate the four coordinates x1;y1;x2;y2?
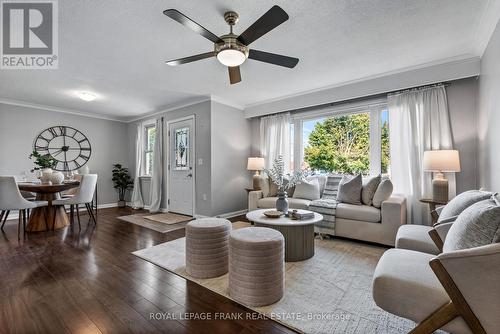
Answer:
75;91;98;102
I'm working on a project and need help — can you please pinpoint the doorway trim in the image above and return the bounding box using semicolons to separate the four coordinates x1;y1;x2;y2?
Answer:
166;115;196;216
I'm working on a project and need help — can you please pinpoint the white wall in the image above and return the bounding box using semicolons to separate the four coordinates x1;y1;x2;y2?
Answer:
0;103;129;205
210;101;252;215
478;20;500;191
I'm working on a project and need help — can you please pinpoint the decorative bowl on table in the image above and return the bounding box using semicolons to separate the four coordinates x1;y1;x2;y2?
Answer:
263;210;284;218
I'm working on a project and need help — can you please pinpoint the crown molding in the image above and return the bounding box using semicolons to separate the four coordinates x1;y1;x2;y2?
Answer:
210;95;244;110
124;97;211;123
0;98;127;122
244;55;480;118
473;0;500;56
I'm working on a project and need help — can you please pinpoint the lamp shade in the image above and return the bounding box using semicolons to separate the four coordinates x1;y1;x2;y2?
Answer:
423;150;461;172
247;157;265;171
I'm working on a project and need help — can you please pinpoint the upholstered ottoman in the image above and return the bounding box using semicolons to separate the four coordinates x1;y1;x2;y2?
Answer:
185;218;232;278
228;227;285;307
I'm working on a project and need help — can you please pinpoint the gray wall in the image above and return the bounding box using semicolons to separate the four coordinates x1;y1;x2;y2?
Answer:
127;100;213;216
248;77;480;194
210;101;252;215
445;77;479;193
478;20;500;192
0;103;129;205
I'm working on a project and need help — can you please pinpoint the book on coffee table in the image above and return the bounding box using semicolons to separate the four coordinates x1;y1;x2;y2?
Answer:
289;210;315;220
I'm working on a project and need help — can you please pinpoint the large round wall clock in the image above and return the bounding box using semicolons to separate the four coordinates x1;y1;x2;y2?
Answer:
34;126;92;171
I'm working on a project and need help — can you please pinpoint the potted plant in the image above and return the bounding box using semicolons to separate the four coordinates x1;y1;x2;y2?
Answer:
112;164;134;207
29;150;57;183
264;156;304;214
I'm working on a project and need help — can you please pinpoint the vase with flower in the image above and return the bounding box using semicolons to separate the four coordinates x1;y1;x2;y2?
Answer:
29;150;57;183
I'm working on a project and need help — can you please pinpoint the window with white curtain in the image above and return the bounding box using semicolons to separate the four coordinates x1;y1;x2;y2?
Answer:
142;122;156;176
290;98;390;176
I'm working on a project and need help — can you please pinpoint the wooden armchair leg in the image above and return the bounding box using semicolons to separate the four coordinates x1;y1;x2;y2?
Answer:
409;301;458;334
428;229;443;252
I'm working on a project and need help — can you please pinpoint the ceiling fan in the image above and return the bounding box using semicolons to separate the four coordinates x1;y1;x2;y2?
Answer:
163;5;299;84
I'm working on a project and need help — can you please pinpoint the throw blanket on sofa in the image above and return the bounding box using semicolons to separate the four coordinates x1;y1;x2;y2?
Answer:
309;175;342;235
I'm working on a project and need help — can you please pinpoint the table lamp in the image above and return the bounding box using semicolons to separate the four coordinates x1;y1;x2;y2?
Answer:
247;157;265;190
423;150;461;202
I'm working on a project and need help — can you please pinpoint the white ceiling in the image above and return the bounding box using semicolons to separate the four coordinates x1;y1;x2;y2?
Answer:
1;0;499;121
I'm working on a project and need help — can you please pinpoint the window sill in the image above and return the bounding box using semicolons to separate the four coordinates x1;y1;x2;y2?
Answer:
139;175;152;179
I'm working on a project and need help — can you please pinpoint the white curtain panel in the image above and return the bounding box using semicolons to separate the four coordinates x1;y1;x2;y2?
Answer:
149;117;163;213
130;123;144;209
388;85;455;225
260;113;291;172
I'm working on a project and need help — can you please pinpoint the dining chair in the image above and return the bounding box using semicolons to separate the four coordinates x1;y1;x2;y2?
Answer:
0;176;49;239
53;174;98;229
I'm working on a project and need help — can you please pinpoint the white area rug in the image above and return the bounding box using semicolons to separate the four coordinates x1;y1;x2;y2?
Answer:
133;222;417;333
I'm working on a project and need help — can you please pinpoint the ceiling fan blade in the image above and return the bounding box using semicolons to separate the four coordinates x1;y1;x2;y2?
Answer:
248;49;299;68
237;6;289;46
165;51;216;66
163;9;223;44
228;66;241;84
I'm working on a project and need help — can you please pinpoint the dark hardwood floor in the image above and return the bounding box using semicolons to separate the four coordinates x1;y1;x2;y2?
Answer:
0;208;296;334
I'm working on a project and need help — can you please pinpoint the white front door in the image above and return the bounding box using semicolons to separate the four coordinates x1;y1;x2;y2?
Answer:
168;118;194;216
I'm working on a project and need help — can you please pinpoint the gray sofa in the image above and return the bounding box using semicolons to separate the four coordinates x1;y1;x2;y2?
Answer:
248;175;407;246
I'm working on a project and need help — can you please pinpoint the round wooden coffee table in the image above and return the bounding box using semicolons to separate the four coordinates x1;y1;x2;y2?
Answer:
18;181;80;232
246;209;323;262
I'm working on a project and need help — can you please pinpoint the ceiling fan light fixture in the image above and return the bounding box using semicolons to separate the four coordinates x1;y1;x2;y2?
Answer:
217;49;246;67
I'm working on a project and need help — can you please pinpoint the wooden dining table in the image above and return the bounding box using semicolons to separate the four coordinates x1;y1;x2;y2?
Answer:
18;181;80;232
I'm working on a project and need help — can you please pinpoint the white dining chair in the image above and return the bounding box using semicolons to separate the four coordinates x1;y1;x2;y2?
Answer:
53;174;98;229
0;176;49;239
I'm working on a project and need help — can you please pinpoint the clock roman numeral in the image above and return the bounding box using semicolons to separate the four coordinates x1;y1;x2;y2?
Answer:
35;145;48;151
80;147;91;151
58;126;66;136
48;128;58;137
73;160;82;169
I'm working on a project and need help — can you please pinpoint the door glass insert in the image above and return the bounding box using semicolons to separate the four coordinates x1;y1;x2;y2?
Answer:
174;127;189;170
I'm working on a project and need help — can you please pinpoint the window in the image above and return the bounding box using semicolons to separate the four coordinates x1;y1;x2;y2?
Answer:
143;124;156;176
380;109;390;175
290;99;389;176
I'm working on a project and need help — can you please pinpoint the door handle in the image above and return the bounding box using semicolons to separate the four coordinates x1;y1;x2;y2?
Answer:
187;173;193;178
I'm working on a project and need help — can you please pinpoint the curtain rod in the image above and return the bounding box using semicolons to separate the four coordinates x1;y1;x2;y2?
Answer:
388;82;451;96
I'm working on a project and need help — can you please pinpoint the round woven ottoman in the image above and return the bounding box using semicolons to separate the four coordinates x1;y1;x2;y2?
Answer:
228;227;285;307
185;218;232;278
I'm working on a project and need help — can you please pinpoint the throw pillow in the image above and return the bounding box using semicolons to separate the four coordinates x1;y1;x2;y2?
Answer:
372;179;393;208
361;175;382;206
337;174;362;205
443;197;500;252
438;190;493;224
293;178;320;200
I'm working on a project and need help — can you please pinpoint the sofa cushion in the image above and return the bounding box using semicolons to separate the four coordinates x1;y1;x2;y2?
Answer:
443;198;500;252
395;225;440;255
336;203;381;223
257;197;311;210
372;249;469;334
337;174;362;205
361;175;381;206
372;179;393;208
293;178;320;200
438;189;493;224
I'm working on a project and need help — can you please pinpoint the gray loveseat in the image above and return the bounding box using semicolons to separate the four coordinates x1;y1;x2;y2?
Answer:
248;175;407;246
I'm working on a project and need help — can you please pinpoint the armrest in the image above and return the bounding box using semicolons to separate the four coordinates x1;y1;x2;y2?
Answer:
435;205;445;216
432;243;500;332
381;195;407;228
248;190;263;211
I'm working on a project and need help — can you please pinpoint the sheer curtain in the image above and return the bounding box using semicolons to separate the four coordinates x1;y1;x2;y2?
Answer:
130;123;144;209
260;113;291;172
389;85;455;225
149;117;163;213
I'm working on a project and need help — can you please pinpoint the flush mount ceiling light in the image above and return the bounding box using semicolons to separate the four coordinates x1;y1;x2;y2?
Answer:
75;91;97;102
163;6;299;84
